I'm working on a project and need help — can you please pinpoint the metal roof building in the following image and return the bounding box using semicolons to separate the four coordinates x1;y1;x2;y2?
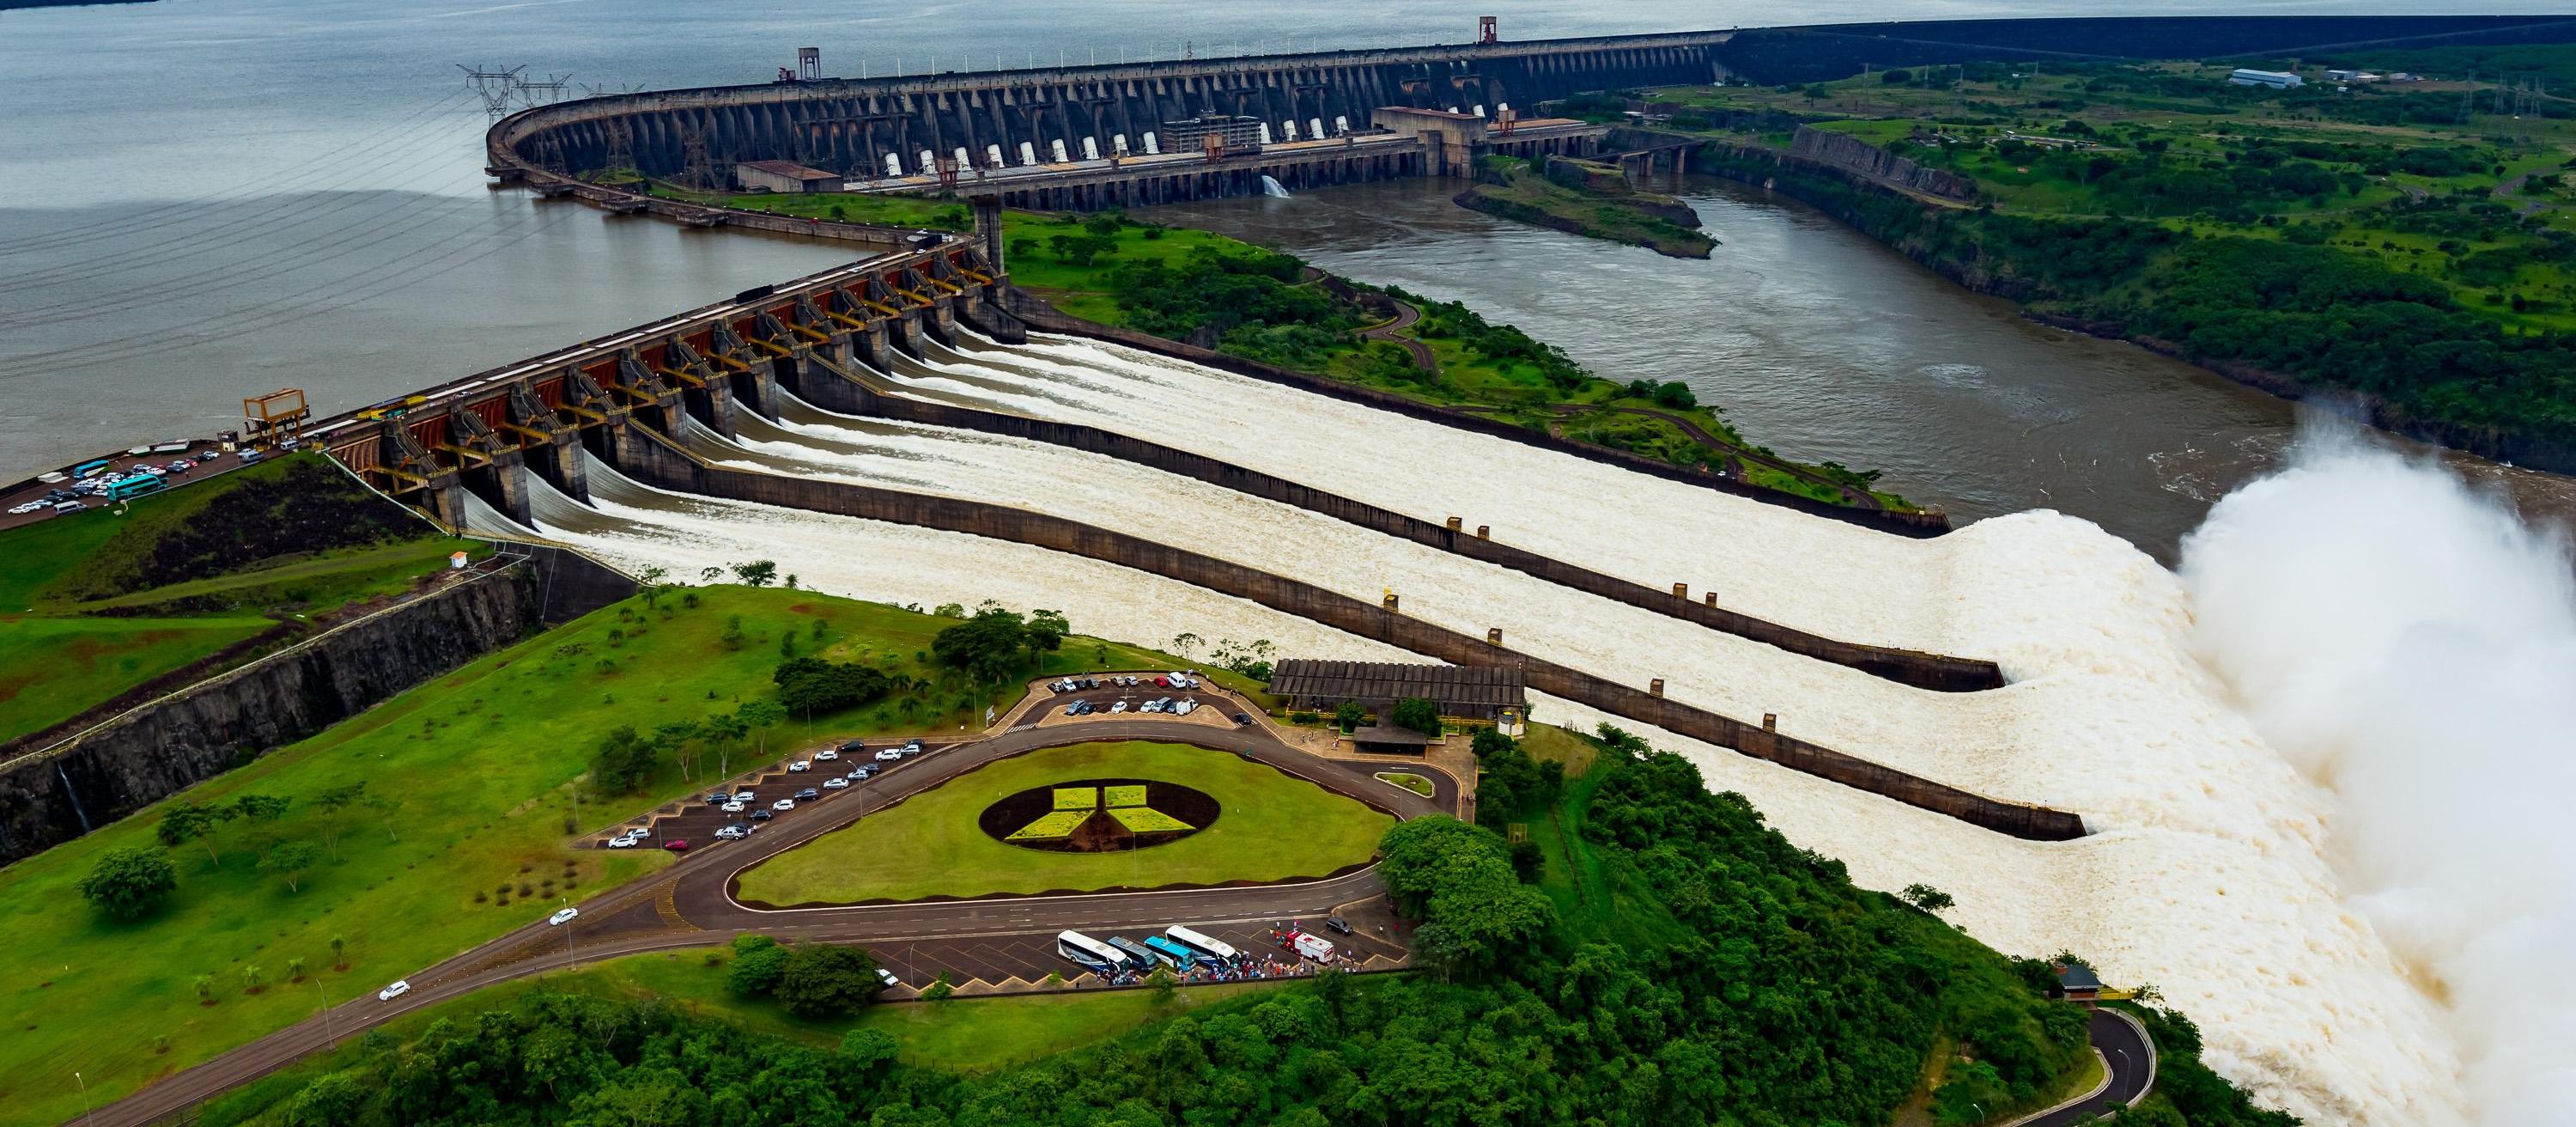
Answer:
1268;660;1527;723
735;159;842;193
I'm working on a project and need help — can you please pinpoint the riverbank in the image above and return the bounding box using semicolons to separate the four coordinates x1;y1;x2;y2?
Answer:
1620;58;2576;476
1454;155;1716;259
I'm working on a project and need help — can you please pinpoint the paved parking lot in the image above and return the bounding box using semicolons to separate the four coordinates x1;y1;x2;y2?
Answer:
866;912;1406;990
0;439;252;532
586;739;954;853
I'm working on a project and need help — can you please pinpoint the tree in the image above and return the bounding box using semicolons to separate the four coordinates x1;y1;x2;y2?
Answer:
651;720;703;782
731;560;779;588
699;566;724;582
1390;697;1441;737
720;614;746;649
261;841;324;892
158;801;240;863
1903;883;1956;914
932;607;1032;682
78;846;177;919
773;656;893;716
310;781;368;859
839;1027;899;1071
1170;631;1202;661
1146;965;1179;1002
590;726;659;794
638;566;669;609
234;793;291;822
737;698;787;758
726;935;791;996
1026;608;1070;653
1333;701;1365;733
774;943;887;1018
285;1070;369;1127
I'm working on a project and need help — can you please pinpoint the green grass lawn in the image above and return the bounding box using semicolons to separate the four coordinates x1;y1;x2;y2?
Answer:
0;615;275;740
736;740;1391;905
1374;771;1435;798
0;457;483;744
0;587;1094;1125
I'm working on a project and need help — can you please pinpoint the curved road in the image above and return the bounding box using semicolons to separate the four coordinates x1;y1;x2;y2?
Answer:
91;710;1447;1127
2021;1008;2156;1127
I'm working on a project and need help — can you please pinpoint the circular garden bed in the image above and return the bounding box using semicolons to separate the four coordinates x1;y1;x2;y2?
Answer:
977;778;1221;852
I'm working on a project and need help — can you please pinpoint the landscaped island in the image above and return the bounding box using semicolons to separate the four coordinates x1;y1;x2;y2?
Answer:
1455;153;1716;259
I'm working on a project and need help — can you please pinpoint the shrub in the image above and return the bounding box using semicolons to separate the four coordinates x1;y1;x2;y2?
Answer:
78;846;177;920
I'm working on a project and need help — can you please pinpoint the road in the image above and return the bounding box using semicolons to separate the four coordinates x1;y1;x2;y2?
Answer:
92;704;1452;1127
2019;1008;2158;1127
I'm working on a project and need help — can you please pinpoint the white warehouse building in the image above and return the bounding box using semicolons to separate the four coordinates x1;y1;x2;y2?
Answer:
2227;68;2305;88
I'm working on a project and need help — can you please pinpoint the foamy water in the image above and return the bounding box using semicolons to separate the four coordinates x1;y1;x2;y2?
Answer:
494;335;2469;1124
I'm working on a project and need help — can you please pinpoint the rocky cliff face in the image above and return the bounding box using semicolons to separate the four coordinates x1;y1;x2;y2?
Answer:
1788;126;1978;202
0;549;632;866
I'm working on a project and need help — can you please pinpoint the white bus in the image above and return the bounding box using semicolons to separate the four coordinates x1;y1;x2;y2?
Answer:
1056;929;1129;973
1163;924;1239;965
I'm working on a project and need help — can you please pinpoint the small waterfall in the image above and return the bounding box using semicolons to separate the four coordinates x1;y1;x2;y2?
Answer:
55;762;94;834
1260;175;1291;198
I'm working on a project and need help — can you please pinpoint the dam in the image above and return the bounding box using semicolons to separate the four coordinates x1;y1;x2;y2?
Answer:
486;27;1719;206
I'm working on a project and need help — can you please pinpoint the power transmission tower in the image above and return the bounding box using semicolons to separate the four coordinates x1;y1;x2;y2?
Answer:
681;124;714;190
459;64;526;118
603;119;635;179
517;73;573;108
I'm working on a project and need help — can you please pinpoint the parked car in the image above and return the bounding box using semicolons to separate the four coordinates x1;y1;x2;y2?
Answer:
876;967;901;988
837;738;867;753
715;825;750;840
787;760;811;772
1233;712;1252;725
874;747;904;762
823;777;849;790
663;838;690;852
605;834;639;849
750;808;775;821
7;502;43;515
1110;700;1128;713
721;801;747;813
905;738;923;752
197;450;220;463
1324;916;1352;935
771;798;796;811
846;765;870;779
549;907;580;926
166;460;191;474
795;787;820;801
815;748;838;761
1154;676;1171;688
733;790;756;802
378;980;411;1002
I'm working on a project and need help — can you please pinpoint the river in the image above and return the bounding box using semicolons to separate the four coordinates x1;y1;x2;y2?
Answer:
1147;177;2576;557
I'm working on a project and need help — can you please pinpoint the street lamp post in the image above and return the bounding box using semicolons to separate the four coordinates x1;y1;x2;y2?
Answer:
314;979;337;1049
76;1071;94;1127
561;896;578;969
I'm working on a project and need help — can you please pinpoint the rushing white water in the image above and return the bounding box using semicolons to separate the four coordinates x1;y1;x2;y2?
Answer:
495;337;2475;1124
2183;430;2576;1127
1261;174;1292;198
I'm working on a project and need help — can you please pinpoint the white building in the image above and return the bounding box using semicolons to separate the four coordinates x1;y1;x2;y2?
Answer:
2228;69;2305;89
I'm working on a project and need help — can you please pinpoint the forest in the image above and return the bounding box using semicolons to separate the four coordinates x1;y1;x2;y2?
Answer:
218;729;2285;1127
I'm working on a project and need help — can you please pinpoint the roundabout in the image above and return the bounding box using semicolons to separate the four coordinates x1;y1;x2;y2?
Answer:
729;739;1398;907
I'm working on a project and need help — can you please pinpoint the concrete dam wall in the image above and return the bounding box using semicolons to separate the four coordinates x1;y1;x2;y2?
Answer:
601;422;2082;841
0;549;634;867
492;31;1728;181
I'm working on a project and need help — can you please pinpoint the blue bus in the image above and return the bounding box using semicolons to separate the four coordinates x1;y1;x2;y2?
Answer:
1055;930;1128;974
104;475;167;501
1104;935;1161;969
73;459;111;478
1142;935;1199;972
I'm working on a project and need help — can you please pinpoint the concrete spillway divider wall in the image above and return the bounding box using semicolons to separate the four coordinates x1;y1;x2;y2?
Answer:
602;423;2082;841
807;327;2004;692
0;550;637;867
995;289;1953;539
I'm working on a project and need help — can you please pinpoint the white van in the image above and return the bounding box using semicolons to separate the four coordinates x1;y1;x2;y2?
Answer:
1292;933;1336;963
